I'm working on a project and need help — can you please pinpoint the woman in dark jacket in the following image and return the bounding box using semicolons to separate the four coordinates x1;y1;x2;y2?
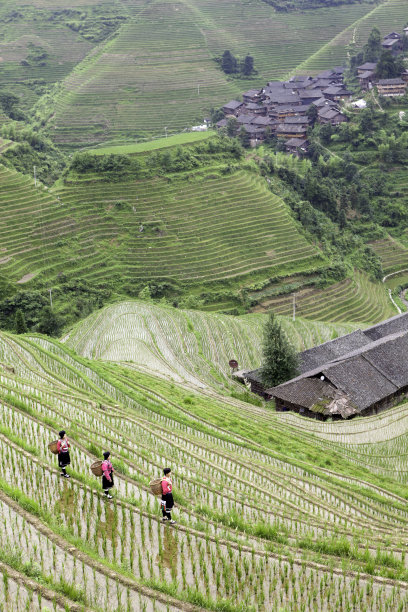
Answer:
161;467;176;524
57;430;71;478
101;451;114;499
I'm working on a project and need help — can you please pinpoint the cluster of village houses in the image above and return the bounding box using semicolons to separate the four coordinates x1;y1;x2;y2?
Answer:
217;29;408;155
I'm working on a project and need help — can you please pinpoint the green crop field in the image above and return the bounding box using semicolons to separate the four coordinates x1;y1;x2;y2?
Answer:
371;235;408;276
88;130;216;155
2;306;408;610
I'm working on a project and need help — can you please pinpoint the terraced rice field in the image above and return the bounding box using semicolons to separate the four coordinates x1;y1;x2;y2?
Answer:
50;1;241;145
64;300;358;390
371;236;408;276
3;315;408;609
0;0;405;143
0;0;99;107
293;0;408;74
189;0;372;79
252;270;397;324
0;163;325;291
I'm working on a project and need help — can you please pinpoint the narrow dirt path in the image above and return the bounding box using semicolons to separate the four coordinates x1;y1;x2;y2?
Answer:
381;268;408;313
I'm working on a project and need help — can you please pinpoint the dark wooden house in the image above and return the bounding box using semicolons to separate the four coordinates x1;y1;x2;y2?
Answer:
285;137;308;156
223;100;244;116
242;89;262;103
377;78;407;96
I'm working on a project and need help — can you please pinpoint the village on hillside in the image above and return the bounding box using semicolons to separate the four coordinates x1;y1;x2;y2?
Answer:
217;28;408;155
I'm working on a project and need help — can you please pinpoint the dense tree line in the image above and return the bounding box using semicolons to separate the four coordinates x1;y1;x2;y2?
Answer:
70;137;243;179
260;0;375;12
0;280;113;337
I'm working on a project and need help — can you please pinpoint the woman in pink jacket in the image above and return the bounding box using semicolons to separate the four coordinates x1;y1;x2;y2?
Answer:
101;451;114;499
161;468;175;524
57;430;70;479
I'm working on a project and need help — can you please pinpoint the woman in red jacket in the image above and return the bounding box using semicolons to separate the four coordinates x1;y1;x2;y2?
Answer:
161;468;175;524
57;430;70;479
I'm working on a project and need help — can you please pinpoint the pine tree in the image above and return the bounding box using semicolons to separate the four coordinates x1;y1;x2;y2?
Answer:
260;312;298;387
364;27;381;62
241;55;254;76
15;309;28;334
226;117;238;137
221;50;237;74
37;306;62;337
376;50;399;79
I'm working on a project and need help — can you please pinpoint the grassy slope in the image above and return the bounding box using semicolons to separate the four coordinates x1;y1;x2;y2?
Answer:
44;0;375;146
64;299;359;390
3;321;408;609
0;0;101;108
87;130;216;155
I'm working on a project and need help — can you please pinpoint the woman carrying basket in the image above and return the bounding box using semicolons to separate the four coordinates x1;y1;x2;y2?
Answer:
161;468;176;524
57;430;71;479
101;451;114;499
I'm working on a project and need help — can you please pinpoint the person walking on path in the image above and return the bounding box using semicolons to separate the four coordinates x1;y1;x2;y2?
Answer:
161;468;176;524
101;451;114;499
57;430;71;479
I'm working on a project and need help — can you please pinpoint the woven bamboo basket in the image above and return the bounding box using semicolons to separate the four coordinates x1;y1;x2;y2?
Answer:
149;478;163;496
90;461;103;477
48;440;59;455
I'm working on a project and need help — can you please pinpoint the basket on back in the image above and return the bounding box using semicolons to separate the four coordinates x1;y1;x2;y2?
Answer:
90;461;103;477
149;478;163;496
48;440;59;455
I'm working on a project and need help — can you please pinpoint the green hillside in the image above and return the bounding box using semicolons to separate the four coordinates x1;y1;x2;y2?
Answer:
293;0;408;74
38;0;374;146
0;161;326;304
0;0;404;146
371;235;408;275
2;317;408;609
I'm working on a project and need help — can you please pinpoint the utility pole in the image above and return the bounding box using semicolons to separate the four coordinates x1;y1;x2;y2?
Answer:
197;83;200;96
164;126;168;138
292;293;296;322
34;166;37;187
49;288;53;308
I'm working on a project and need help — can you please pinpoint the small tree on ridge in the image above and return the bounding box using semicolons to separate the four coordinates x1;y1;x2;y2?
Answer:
260;312;298;387
15;309;28;334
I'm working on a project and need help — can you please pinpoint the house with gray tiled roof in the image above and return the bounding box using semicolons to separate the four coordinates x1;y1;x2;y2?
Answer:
268;312;408;419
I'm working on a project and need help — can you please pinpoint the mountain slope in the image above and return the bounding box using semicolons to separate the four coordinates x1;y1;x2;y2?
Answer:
42;0;376;145
0;163;325;299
